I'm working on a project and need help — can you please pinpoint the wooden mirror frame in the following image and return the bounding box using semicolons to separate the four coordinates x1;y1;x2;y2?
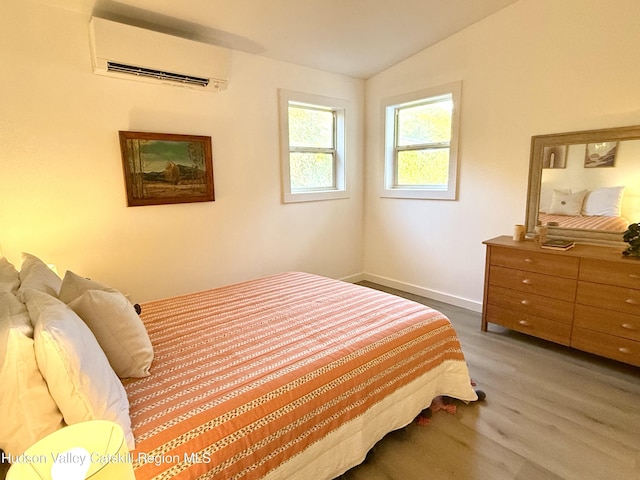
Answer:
525;124;640;246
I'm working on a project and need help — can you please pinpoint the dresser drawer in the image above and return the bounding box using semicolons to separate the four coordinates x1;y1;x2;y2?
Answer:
579;257;640;289
485;304;572;345
576;281;640;316
487;285;574;323
571;327;640;367
574;304;640;341
490;247;579;278
489;266;577;301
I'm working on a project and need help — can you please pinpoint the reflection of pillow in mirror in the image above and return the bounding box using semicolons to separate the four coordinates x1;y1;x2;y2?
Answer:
582;186;625;217
539;184;569;213
549;189;587;216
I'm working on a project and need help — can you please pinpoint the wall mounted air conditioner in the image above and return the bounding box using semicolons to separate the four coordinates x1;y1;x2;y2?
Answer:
89;17;230;92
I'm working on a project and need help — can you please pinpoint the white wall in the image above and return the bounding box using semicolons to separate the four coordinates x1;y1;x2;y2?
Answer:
363;0;640;311
5;0;640;310
0;0;364;302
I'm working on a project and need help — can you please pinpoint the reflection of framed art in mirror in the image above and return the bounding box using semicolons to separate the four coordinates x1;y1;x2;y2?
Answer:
584;142;617;168
542;145;567;169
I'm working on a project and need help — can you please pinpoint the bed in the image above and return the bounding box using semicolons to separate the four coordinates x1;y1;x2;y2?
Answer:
537;185;629;233
124;272;477;480
2;257;477;480
538;212;629;232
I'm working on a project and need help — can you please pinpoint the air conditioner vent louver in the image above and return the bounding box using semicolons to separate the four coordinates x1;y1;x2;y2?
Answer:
107;62;210;87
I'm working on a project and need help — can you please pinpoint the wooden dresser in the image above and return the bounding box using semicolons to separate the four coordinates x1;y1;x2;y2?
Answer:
482;236;640;366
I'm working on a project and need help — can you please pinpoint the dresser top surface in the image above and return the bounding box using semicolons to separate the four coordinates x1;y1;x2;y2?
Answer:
483;235;632;263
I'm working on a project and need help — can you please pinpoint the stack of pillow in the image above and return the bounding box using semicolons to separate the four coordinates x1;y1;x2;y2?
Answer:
0;253;153;457
541;185;626;217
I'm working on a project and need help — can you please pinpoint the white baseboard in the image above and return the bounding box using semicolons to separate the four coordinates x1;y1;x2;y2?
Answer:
358;272;483;313
339;272;366;284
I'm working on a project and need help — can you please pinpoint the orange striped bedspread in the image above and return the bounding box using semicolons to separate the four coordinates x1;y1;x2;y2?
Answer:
124;272;477;480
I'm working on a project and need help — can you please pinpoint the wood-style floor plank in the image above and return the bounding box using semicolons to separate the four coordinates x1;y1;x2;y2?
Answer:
338;282;640;480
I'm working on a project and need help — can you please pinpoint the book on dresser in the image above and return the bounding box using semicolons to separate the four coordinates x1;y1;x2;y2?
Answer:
541;238;575;250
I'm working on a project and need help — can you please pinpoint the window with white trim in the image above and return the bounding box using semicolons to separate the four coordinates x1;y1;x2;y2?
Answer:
382;81;461;200
279;90;348;203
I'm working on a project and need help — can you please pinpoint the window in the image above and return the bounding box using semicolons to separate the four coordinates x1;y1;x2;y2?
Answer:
382;81;461;200
279;90;348;203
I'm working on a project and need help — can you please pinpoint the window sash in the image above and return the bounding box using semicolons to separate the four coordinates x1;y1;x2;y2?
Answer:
288;105;338;191
279;89;349;203
288;101;337;150
392;105;452;189
381;81;461;200
394;96;453;149
395;146;450;188
289;150;337;191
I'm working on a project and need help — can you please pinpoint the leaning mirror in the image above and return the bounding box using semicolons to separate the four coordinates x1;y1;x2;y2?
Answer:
525;125;640;245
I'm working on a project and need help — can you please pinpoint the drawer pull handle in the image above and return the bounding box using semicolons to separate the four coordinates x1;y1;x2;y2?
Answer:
618;347;631;354
621;323;637;330
518;320;531;326
521;300;530;305
523;258;534;263
522;279;532;285
624;298;638;305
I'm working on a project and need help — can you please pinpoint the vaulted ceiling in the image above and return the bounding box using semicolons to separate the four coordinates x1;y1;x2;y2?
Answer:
39;0;519;78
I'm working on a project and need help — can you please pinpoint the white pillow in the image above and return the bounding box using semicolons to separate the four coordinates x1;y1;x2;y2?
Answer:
0;292;64;456
23;289;135;450
582;186;625;217
58;270;117;304
548;189;587;216
539;185;569;214
0;257;20;294
18;253;62;299
68;290;153;378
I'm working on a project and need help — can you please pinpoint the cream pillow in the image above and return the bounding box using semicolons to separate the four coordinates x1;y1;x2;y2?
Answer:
539;185;569;214
0;257;20;294
582;186;625;217
68;290;153;378
548;189;587;216
59;270;153;378
18;253;62;299
58;270;117;304
23;289;135;450
0;292;64;456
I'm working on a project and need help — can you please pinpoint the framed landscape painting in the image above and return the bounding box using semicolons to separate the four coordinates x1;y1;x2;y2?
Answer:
119;131;214;206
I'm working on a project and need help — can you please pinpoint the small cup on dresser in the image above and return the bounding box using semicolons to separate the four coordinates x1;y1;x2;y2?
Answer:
513;224;526;242
534;224;548;244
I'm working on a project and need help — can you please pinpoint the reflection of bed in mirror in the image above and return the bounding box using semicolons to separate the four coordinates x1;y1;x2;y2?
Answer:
538;183;629;232
526;125;640;244
538;212;629;232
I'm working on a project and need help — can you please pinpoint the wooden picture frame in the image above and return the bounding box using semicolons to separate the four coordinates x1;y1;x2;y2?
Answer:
119;131;214;206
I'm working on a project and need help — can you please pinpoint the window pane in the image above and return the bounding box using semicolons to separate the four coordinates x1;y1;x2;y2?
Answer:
397;98;452;147
397;148;449;186
290;152;334;189
288;106;334;148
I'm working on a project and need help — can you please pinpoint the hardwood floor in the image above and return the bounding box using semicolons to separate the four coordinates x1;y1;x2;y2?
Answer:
340;282;640;480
